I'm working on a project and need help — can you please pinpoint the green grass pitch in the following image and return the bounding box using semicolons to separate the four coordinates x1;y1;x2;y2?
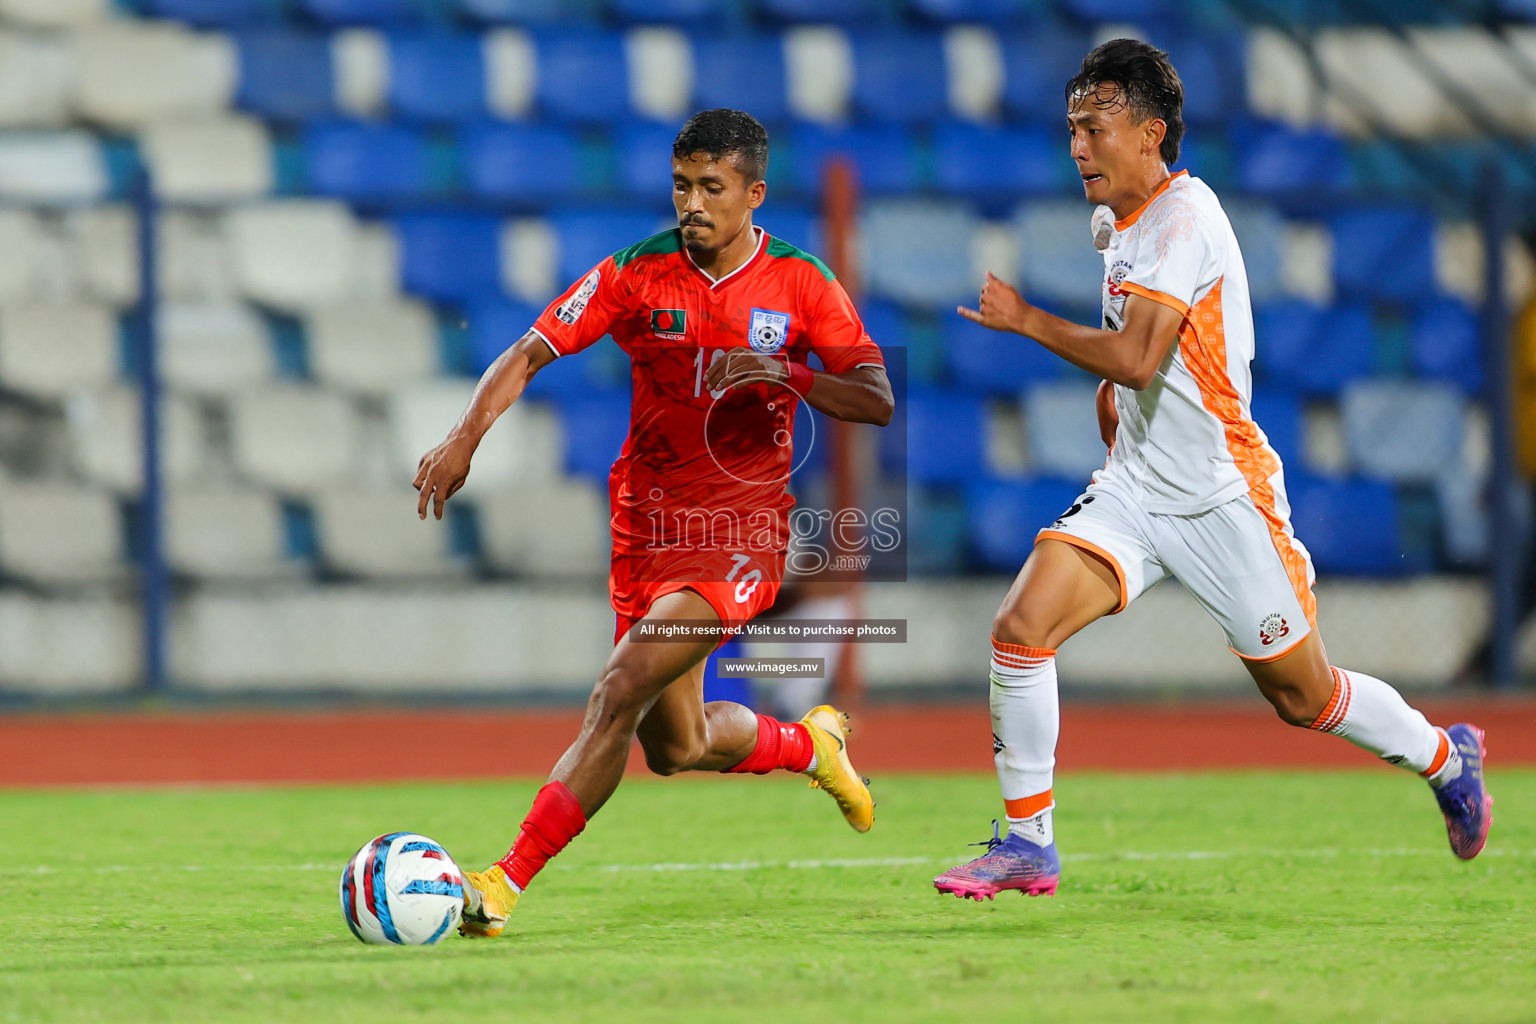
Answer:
1;771;1531;1023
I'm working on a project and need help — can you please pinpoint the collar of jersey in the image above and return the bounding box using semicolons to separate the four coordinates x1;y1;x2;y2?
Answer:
1113;169;1188;232
685;226;766;289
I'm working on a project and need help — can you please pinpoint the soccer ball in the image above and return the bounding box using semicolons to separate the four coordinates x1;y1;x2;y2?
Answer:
339;832;464;945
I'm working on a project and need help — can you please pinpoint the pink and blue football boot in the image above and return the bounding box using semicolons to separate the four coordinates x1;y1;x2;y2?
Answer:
933;821;1060;901
1434;723;1492;860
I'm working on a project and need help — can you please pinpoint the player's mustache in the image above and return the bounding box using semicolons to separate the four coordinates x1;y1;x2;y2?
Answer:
680;216;712;228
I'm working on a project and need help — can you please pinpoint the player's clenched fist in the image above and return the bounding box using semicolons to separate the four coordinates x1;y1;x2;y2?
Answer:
414;436;475;520
958;271;1034;335
703;349;789;393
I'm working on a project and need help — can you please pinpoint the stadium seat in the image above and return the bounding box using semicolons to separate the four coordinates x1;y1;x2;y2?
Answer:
907;485;968;575
308;299;439;394
942;24;1005;122
784;26;854;123
851;35;948;123
1436;463;1487;567
612;0;722;21
693;36;788;125
0;303;118;397
0;30;73;128
787;123;922;198
1411;297;1482;394
165;488;299;581
1232;121;1352;196
303;122;433;203
482;27;536;118
1175;131;1235;192
228;387;363;494
475;480;608;577
0;0;106;27
1341;380;1465;485
553;392;630;482
626;27;693;122
965;477;1083;572
393;212;503;303
72;23;236;130
457;0;591;22
862;200;978;308
1059;0;1169;17
142;116;272;202
909;0;1036;19
0;484;122;586
0;132;109;204
464;299;543;375
1024;382;1105;480
1225;201;1285;305
0;210;44;303
143;0;273;25
296;0;421;24
1253;300;1375;395
1160;32;1244;127
944;309;1058;393
1014;200;1107;307
759;0;884;21
464;122;581;202
536;31;630;123
1330;207;1437;304
613;120;677;200
314;488;466;579
227;200;365;309
387;380;563;491
1288;476;1412;575
387;33;487;121
234;30;335;122
160;303;275;395
999;28;1090;121
893;391;984;486
1249;391;1302;470
932;123;1070;199
64;387;205;493
550;208;669;286
331;26;388;118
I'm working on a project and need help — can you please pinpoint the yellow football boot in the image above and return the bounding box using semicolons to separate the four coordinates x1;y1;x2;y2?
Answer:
801;704;875;833
458;864;519;938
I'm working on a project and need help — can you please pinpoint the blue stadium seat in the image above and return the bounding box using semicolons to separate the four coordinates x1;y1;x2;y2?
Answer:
1411;297;1482;394
1060;0;1171;17
1330;207;1437;304
536;31;630;123
908;0;1039;21
614;121;678;200
787;124;922;197
1174;131;1235;192
1000;28;1091;121
758;0;885;22
550;209;668;285
297;0;423;24
1341;380;1465;485
235;31;335;122
555;393;631;482
1159;33;1243;127
1249;391;1301;470
1233;121;1351;196
944;310;1058;393
858;298;906;350
612;0;724;21
1014;200;1107;307
394;213;504;302
694;36;789;125
755;206;822;255
303;123;433;203
908;485;969;575
1225;201;1284;305
862;201;979;307
464;300;546;376
145;0;274;25
388;34;487;122
463;123;581;202
932;123;1070;198
1254;300;1375;396
1025;383;1105;480
1288;476;1411;575
851;35;948;124
457;0;594;20
966;477;1084;572
889;391;985;485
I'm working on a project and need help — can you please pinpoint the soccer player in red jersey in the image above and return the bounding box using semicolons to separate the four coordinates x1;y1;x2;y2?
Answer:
413;109;893;937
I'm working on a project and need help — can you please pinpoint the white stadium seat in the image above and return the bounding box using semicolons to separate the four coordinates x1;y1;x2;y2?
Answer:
228;386;362;494
944;26;1003;122
0;0;107;28
332;28;388;119
625;27;692;121
72;23;236;131
165;487;298;581
1024;382;1107;479
225;200;362;310
0;593;137;693
484;28;536;120
65;386;206;492
475;479;608;578
308;299;438;394
1015;200;1107;307
313;487;464;579
141;116;273;202
0;132;108;204
386;380;562;494
1341;380;1466;485
0;483;121;585
862;200;979;307
0;303;118;397
0;209;44;304
0;31;73;127
784;26;851;124
501;217;558;302
160;302;274;394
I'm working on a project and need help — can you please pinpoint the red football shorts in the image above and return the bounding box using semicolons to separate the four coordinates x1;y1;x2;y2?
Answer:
610;544;785;646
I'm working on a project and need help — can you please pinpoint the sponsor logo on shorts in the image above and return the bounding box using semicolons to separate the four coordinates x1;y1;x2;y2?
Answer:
748;307;790;353
555;269;600;325
1258;612;1290;647
650;308;687;340
1051;494;1094;528
992;733;1005;754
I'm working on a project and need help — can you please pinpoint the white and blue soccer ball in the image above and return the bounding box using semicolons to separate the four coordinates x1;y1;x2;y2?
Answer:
339;832;464;945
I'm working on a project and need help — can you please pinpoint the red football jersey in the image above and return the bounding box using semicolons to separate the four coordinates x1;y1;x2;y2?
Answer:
532;226;884;562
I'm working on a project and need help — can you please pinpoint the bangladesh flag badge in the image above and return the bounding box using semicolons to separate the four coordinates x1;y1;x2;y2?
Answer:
650;308;687;340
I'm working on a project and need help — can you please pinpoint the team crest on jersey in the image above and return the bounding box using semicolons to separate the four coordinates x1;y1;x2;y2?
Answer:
1107;259;1131;297
650;308;687;340
555;269;600;325
1258;613;1290;647
748;307;790;353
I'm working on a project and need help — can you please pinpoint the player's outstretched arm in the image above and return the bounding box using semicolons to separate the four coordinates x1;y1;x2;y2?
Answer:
414;331;557;520
959;272;1183;390
704;351;894;426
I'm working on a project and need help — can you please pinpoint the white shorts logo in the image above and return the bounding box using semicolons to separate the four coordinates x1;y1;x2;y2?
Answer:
555;269;600;325
748;307;790;353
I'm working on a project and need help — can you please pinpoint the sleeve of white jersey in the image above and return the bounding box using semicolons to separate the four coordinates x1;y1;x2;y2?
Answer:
1117;200;1217;316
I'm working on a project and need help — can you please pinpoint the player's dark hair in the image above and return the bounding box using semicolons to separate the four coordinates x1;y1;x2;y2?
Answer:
673;108;769;184
1066;38;1184;166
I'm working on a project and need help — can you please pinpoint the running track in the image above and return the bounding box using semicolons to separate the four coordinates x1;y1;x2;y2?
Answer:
1;699;1531;786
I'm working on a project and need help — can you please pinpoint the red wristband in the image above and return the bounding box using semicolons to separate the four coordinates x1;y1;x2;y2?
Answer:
786;360;815;396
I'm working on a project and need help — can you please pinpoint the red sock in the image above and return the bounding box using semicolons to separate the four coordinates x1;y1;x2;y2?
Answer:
496;781;587;892
722;715;814;775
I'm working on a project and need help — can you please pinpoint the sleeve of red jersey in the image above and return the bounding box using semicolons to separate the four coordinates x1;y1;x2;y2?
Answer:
805;276;885;375
530;256;628;358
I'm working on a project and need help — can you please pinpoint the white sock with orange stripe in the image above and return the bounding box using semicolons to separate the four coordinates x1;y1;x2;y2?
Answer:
990;635;1058;846
1311;666;1462;785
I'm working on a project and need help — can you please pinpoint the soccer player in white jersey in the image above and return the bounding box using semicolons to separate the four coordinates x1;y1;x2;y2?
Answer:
932;39;1492;901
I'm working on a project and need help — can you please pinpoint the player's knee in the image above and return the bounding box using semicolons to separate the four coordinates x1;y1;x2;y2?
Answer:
991;602;1056;651
591;663;651;725
641;737;703;776
1264;685;1322;728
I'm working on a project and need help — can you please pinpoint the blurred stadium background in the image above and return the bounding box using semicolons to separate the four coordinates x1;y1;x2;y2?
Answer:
0;0;1532;706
